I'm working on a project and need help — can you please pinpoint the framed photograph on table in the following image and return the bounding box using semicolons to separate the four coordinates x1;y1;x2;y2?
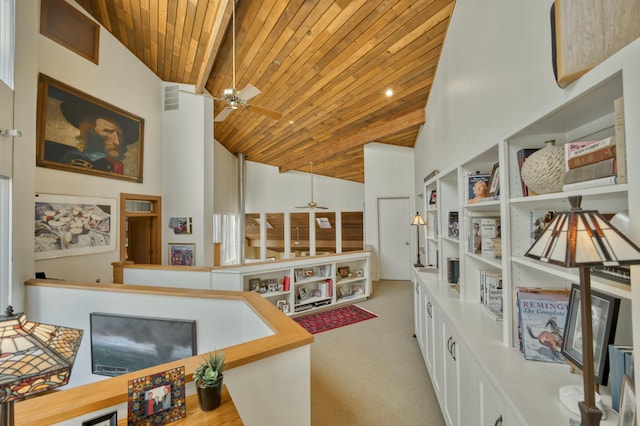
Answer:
561;283;620;385
127;367;186;424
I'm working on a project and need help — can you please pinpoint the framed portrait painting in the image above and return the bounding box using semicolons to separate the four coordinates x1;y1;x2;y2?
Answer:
561;283;620;385
36;73;144;182
34;193;116;259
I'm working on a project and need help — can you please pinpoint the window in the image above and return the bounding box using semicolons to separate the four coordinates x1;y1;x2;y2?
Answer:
0;177;11;308
0;0;16;89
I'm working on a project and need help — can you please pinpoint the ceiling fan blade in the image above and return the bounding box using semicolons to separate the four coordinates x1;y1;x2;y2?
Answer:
316;206;329;209
246;104;283;120
237;84;261;101
214;107;234;122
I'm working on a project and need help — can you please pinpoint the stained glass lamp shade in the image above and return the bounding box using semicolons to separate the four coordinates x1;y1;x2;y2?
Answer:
525;196;640;426
0;307;83;426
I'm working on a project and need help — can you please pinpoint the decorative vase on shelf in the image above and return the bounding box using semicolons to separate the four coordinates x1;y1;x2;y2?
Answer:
520;140;565;194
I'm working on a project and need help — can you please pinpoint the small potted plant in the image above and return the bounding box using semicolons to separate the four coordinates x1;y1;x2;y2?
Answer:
193;350;226;411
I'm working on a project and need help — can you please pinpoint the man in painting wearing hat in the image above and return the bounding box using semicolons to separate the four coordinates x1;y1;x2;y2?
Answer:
44;99;139;175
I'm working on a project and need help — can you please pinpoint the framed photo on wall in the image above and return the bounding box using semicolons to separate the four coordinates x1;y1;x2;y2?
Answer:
561;283;620;385
169;243;195;266
36;73;144;182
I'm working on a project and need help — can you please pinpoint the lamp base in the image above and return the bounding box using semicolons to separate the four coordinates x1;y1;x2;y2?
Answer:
578;401;603;426
558;385;606;420
414;262;424;267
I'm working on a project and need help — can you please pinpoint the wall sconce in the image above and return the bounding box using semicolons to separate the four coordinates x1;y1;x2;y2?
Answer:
410;212;426;267
525;196;640;425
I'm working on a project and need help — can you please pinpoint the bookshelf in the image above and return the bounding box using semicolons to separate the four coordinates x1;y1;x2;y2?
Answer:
415;53;637;424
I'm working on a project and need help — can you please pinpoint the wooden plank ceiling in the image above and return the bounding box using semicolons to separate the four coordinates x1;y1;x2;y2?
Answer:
74;0;455;183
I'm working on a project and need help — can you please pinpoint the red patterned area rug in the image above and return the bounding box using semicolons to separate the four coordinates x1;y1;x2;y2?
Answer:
293;304;378;334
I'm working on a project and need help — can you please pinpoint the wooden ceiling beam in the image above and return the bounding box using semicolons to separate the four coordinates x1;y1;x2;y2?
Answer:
195;0;232;94
279;109;425;174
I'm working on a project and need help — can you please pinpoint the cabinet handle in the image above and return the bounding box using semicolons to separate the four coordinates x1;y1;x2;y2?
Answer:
494;415;503;426
447;336;452;353
450;340;456;361
427;302;432;318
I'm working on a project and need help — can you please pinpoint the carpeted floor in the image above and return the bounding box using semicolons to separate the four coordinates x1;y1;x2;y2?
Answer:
294;304;378;334
310;280;444;425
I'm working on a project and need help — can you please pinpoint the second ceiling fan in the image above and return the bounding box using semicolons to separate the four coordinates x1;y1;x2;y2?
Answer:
214;2;282;123
297;162;328;210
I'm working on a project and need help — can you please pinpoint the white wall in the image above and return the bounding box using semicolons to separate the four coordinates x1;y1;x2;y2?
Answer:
364;143;415;280
162;84;214;266
12;1;164;309
414;0;559;190
244;160;363;213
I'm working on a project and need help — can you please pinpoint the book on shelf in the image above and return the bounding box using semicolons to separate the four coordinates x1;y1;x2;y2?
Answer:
479;269;502;320
567;136;614;159
516;287;570;363
564;140;599;166
564;157;616;184
608;344;633;412
567;145;616;169
480;217;500;255
468;216;482;254
591;264;630;284
446;257;459;284
614;96;627;184
529;210;556;245
448;211;459;238
516;148;539;197
465;172;491;203
562;175;617;191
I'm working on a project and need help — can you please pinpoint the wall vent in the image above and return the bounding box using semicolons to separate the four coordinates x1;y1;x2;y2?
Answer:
164;85;179;110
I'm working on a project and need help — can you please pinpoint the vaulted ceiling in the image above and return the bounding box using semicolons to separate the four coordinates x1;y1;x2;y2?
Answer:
74;0;455;183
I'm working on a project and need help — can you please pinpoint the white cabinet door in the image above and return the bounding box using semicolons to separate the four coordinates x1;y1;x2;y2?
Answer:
477;369;523;426
442;316;459;426
423;286;435;374
414;279;426;356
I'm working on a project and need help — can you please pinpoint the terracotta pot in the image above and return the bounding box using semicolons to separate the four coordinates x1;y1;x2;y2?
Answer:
196;378;223;411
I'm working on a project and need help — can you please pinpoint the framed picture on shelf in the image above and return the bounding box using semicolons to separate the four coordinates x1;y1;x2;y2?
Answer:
249;278;260;291
619;375;636;426
488;162;500;197
294;269;304;282
282;303;290;314
351;283;365;296
298;287;309;300
337;266;350;279
561;283;620;385
428;189;437;206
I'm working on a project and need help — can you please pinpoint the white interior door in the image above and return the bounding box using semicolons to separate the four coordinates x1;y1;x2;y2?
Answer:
378;197;411;280
0;80;14;309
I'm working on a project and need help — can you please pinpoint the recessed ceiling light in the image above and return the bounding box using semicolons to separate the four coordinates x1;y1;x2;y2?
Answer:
385;88;394;97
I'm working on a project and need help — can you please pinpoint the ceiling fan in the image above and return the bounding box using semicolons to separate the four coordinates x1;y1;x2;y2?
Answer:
296;162;328;210
214;2;282;123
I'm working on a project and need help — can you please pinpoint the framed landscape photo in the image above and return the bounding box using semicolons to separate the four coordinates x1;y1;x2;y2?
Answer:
90;312;197;377
561;283;620;385
169;243;195;266
34;193;116;259
36;73;144;182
